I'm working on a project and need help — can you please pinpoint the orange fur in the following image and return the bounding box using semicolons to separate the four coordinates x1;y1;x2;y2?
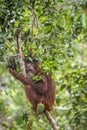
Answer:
9;62;55;112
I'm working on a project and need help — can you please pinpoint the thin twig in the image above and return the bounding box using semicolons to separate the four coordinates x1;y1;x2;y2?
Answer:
0;112;19;128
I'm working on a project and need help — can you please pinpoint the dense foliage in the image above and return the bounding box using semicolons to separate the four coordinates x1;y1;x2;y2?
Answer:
0;0;87;130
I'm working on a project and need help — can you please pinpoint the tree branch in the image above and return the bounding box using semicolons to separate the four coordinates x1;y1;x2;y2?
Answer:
17;27;26;76
45;110;58;130
16;27;58;130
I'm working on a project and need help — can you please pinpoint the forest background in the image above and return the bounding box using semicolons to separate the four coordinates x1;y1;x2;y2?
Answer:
0;0;87;130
